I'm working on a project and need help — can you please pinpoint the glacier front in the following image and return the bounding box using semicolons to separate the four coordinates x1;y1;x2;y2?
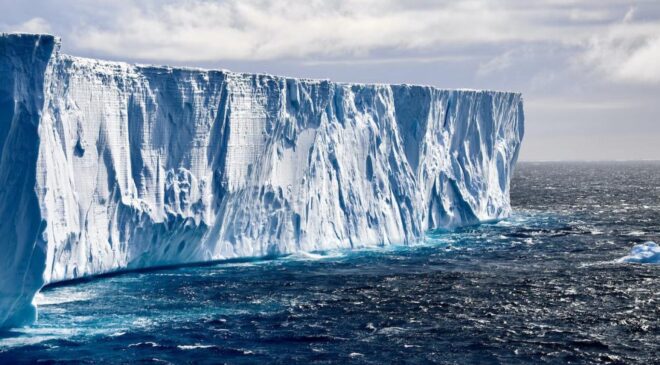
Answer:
0;33;524;328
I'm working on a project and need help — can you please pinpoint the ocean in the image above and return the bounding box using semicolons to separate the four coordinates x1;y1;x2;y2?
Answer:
1;162;658;364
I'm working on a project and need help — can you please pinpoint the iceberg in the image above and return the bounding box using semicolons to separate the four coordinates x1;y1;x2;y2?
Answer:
617;242;660;264
0;33;524;328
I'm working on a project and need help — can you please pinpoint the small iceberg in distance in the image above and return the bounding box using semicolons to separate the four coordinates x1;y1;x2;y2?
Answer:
617;242;660;264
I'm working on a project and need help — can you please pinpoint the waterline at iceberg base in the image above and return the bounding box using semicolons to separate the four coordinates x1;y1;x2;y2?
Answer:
0;33;524;329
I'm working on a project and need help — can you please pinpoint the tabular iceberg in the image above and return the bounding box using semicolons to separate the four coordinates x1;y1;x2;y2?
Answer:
0;33;524;328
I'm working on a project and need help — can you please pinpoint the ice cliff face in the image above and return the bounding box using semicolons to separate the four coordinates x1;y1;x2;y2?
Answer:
0;34;524;328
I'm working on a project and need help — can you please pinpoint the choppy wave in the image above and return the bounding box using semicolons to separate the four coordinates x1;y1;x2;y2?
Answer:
2;162;660;364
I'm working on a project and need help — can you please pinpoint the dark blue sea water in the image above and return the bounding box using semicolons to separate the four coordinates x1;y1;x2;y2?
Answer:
1;162;659;364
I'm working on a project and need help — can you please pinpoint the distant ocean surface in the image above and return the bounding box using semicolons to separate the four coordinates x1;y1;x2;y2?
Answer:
1;162;659;364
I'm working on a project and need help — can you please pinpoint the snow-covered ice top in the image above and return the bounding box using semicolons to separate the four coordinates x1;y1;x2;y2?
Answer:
0;34;524;328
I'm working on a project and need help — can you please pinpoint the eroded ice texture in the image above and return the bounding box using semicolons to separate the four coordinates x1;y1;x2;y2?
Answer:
0;34;524;328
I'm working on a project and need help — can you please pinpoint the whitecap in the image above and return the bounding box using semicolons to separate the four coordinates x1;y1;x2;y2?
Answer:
131;317;155;328
289;251;345;261
0;328;77;349
128;342;159;348
0;335;60;349
33;290;94;306
292;252;326;260
377;326;407;335
177;344;216;350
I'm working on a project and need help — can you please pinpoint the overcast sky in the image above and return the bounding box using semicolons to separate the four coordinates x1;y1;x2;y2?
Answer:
2;0;659;161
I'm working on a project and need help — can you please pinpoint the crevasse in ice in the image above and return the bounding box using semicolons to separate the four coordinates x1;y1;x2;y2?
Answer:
0;34;524;328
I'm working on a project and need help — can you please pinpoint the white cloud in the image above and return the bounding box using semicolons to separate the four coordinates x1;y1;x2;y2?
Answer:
526;97;642;111
580;8;660;84
478;51;516;76
3;0;659;84
302;55;473;66
622;6;636;23
615;37;660;83
9;17;52;34
70;0;524;61
476;48;539;76
69;0;630;62
569;8;613;22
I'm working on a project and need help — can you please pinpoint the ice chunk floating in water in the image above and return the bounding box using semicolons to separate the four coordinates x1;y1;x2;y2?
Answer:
617;242;660;264
0;33;524;328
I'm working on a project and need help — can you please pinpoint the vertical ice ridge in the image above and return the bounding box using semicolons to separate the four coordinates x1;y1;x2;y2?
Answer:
0;34;524;329
0;34;57;328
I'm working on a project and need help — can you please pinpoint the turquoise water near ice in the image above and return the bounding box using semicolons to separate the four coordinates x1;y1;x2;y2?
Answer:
1;162;659;364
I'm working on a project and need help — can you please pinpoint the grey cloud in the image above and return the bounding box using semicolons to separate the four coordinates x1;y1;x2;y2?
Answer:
1;0;659;161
